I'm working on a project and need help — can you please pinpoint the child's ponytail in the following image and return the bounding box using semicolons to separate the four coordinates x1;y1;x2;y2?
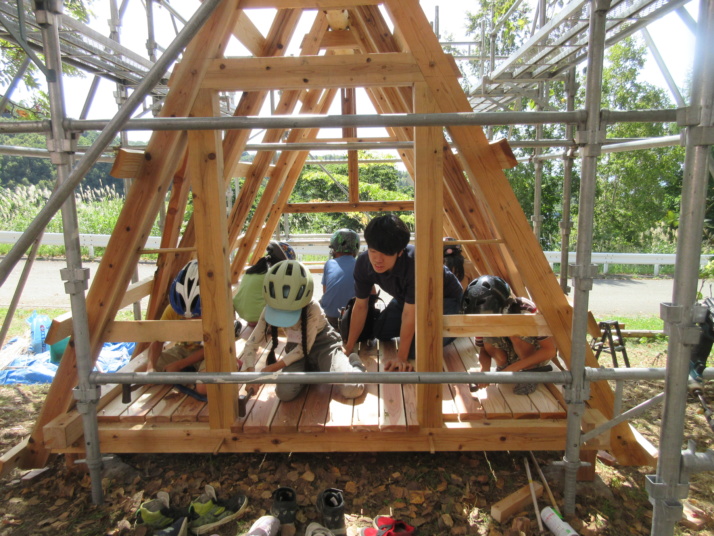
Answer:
300;306;309;359
266;325;279;365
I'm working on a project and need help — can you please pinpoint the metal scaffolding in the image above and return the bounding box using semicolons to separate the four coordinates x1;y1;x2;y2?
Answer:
0;1;713;535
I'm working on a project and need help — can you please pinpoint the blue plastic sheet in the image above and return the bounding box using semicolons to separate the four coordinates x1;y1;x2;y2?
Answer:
0;342;135;385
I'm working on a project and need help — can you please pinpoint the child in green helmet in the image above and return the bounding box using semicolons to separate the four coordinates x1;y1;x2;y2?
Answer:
233;241;295;333
321;228;360;330
239;260;366;402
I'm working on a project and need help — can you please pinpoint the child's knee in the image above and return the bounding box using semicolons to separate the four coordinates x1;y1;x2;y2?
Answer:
276;383;304;402
340;383;365;399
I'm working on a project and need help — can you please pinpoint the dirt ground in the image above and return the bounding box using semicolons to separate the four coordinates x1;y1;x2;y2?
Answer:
1;337;713;536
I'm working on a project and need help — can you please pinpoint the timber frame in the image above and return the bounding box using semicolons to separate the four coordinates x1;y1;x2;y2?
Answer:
3;0;660;483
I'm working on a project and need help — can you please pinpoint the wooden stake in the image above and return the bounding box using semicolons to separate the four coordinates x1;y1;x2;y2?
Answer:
524;457;545;533
530;450;560;515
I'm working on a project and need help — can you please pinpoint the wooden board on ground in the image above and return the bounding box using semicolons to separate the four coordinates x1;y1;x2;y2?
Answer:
527;384;566;418
298;383;333;433
443;342;485;420
351;344;380;430
378;340;407;432
499;384;540;419
98;385;150;422
146;389;187;423
491;482;544;523
122;385;173;423
171;394;206;422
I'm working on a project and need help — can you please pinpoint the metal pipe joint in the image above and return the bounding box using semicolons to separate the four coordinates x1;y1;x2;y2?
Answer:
681;440;714;475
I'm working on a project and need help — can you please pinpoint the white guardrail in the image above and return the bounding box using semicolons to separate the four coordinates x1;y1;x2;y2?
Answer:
1;231;710;276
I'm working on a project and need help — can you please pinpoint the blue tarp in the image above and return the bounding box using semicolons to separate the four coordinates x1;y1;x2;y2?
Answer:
0;341;135;385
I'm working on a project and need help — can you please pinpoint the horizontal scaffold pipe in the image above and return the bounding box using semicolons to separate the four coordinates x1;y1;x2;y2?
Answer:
65;111;589;131
89;367;714;387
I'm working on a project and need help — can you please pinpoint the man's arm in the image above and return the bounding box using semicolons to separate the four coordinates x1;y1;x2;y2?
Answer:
343;296;369;355
384;302;415;372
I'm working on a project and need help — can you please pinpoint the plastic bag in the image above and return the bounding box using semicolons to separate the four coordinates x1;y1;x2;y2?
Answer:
26;311;52;355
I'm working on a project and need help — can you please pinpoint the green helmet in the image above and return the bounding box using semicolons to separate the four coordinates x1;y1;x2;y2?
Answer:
262;260;314;327
329;228;360;255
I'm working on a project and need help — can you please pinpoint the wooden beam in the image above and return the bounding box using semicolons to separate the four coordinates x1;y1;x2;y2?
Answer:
284;200;413;213
52;420;574;454
313;28;358;49
109;148;272;181
414;81;443;428
443;314;552;338
201;53;424;91
240;0;381;7
232;10;265;56
45;276;155;345
188;90;239;429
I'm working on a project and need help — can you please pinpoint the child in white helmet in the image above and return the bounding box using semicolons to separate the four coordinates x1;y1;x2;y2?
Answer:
239;260;366;401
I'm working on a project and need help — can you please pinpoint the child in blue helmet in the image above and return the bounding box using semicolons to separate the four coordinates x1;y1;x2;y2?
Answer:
233;241;295;332
321;228;360;330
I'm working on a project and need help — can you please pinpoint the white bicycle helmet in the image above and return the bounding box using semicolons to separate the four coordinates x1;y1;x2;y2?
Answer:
169;260;201;318
262;260;314;327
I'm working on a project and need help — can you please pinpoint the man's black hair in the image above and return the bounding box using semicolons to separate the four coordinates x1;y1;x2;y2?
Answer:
364;215;410;255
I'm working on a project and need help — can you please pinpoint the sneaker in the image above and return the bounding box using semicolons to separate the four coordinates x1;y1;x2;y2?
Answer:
373;516;415;534
270;487;298;525
188;484;248;535
136;491;184;530
155;516;188;536
348;353;367;372
305;522;334;536
316;488;345;536
234;319;244;338
241;515;281;536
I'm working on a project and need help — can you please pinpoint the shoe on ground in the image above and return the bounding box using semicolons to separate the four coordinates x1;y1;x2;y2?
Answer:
304;522;334;536
316;488;345;536
240;515;281;536
373;515;415;534
155;516;188;536
188;484;248;535
270;487;298;525
136;491;185;530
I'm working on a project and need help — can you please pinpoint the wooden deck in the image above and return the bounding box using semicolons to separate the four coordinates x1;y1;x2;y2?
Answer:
41;336;609;457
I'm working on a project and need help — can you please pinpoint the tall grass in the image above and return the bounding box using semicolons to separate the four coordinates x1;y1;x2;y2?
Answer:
0;185;162;259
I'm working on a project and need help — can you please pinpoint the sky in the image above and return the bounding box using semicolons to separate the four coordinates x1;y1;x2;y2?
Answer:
6;0;698;144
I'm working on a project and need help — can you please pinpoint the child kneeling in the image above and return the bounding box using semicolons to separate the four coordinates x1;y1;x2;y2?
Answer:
240;260;365;401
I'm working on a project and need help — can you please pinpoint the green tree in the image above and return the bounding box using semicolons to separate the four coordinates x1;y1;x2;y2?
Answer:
588;38;684;252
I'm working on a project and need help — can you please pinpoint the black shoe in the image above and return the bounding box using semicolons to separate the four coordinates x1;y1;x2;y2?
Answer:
316;488;345;535
234;319;243;338
270;487;297;525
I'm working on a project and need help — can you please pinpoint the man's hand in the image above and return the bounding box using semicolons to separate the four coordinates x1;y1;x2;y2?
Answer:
384;358;413;372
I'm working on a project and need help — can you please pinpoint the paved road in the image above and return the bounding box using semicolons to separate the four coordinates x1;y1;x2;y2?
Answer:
0;258;677;317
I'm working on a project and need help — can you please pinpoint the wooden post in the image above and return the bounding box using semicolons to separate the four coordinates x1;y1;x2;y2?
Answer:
188;90;238;428
414;82;443;428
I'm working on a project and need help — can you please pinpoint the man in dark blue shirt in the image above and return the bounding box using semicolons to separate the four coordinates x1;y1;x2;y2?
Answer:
342;215;463;371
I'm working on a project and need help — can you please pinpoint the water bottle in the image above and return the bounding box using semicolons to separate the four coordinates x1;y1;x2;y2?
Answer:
541;506;579;536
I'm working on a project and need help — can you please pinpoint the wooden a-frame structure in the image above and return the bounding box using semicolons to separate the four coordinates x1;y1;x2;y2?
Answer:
4;0;655;474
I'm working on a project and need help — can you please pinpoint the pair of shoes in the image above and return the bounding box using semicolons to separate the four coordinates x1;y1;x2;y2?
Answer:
188;484;248;534
135;491;187;531
304;522;334;535
241;515;280;536
360;516;415;535
316;488;346;536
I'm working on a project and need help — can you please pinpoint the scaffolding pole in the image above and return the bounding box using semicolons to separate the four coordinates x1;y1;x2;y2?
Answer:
562;0;610;517
649;0;714;533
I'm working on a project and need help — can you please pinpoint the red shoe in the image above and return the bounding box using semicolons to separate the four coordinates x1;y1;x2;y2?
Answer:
373;516;416;534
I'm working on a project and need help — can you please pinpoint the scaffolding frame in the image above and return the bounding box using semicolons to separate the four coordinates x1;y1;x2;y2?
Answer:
0;1;713;535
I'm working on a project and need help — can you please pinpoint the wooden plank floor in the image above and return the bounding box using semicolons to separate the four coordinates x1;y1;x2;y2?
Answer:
95;336;566;429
